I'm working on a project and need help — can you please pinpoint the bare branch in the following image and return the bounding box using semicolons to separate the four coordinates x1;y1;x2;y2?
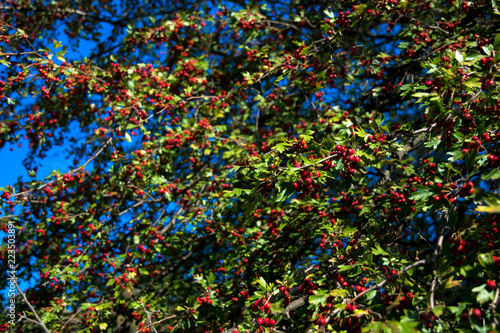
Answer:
349;259;429;305
140;301;159;333
14;278;51;333
12;138;111;199
491;285;499;329
430;218;446;309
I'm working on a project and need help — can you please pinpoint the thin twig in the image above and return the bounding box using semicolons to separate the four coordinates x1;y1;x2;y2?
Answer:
11;138;111;199
0;51;40;56
18;314;43;326
134;315;176;333
14;279;51;333
61;309;82;329
349;259;429;305
491;285;499;329
430;222;446;309
140;301;158;333
293;153;339;170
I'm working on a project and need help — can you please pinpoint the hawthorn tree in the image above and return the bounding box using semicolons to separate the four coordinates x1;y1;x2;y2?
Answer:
1;0;500;332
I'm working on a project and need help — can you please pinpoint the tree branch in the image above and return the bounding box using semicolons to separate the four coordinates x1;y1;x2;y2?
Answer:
349;259;429;306
430;214;447;309
491;285;499;329
14;278;51;333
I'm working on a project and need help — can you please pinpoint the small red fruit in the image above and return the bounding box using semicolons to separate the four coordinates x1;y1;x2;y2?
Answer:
486;280;496;290
471;308;481;319
317;317;326;326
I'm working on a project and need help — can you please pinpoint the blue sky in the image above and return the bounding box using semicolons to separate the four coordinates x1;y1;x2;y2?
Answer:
0;15;107;302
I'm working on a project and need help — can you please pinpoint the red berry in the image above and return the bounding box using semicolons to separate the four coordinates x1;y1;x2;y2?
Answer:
317;317;326;326
471;308;481;319
486;280;496;290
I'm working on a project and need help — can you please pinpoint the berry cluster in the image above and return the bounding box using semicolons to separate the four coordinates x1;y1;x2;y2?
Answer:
250;297;271;314
297;278;318;295
293;169;322;199
459;181;474;197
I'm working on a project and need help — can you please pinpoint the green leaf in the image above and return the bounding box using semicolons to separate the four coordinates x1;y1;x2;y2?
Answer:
99;323;108;330
224;188;251;198
275;183;294;203
0;59;10;67
364;290;377;300
324;10;335;18
96;303;112;311
476;289;494;304
481;168;500;180
256;276;267;290
482;195;500;207
342;226;358;236
359;205;371;216
475;205;500;213
494;33;500;48
372;244;389;256
463;78;481;89
477;253;496;271
449;210;458;228
471;320;490;333
465;149;478;170
309;291;328;306
338;264;352;272
362;321;392;333
356;126;367;141
424;137;441;149
409;186;434;201
398;321;420;333
330;289;350;298
151;175;168;184
56;50;66;63
483;44;494;56
124;132;132;142
207;272;215;285
412;92;429;98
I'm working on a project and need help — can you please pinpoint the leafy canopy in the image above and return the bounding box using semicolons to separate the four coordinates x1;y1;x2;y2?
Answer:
1;0;500;332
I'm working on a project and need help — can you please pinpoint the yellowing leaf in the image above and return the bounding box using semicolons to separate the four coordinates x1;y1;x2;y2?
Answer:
476;205;500;213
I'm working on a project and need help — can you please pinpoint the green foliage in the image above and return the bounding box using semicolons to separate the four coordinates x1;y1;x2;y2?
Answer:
0;0;500;332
